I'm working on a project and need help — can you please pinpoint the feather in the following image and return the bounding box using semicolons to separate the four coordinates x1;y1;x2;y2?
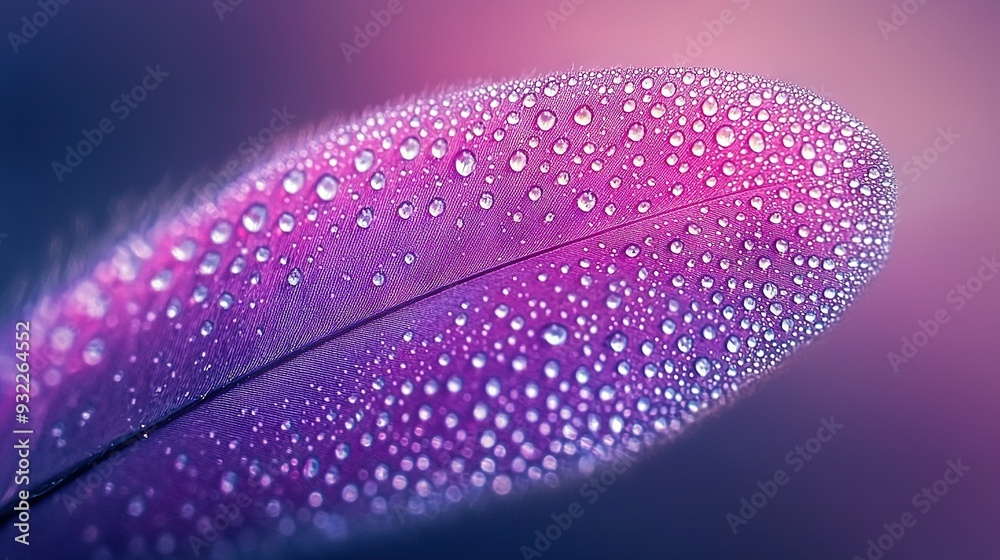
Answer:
0;67;896;559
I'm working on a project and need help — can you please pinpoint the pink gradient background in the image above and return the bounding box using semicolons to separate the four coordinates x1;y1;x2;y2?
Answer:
1;0;997;558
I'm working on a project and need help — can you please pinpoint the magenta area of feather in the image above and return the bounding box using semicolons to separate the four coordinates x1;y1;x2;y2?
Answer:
0;67;895;557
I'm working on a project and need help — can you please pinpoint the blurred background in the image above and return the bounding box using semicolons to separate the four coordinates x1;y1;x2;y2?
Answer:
1;1;997;558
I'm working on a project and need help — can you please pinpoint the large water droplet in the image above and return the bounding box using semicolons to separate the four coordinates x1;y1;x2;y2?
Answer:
283;169;305;194
577;191;597;212
431;138;448;159
356;207;374;229
242;204;268;233
428;198;446;217
509;150;527;172
316;174;339;201
399;136;420;160
210;221;233;244
455;150;476;177
542;323;568;346
715;126;735;148
536;110;556;131
354;149;374;172
627;123;646;142
479;192;494;210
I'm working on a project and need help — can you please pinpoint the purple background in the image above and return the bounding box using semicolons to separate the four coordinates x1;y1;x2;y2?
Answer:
1;1;997;558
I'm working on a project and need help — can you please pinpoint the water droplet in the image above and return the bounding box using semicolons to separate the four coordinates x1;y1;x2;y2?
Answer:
397;201;413;219
356;207;374;228
82;338;104;365
210;221;233;244
354;149;374;172
479;192;494;209
726;335;742;353
171;239;195;262
283;170;305;194
676;335;693;353
316;174;339;201
200;321;214;337
431;138;448;159
287;268;302;286
509;150;527;172
701;96;719;117
577;191;597;212
372;272;385;286
800;143;816;160
542;324;568;346
694;357;712;376
278;213;296;233
715;126;735;147
627;123;645;141
150;270;172;292
399;136;420;160
573;105;593;126
536;110;556;131
609;331;628;352
428;197;446;217
455;150;476;177
199;252;221;275
242;204;268;233
229;256;245;275
748;132;766;153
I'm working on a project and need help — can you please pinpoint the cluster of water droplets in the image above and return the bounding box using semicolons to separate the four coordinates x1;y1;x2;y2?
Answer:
10;67;895;557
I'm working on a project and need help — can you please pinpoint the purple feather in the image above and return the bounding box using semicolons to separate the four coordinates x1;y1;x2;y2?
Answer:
0;67;895;558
